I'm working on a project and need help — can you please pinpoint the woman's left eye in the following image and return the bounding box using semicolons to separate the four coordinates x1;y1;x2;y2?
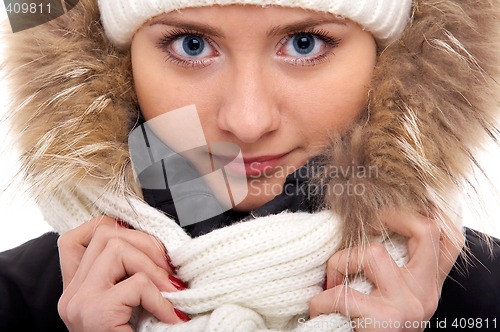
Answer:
281;33;322;57
277;32;340;65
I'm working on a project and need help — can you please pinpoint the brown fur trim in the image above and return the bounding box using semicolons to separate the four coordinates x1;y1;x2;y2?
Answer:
1;0;499;245
315;0;500;247
1;0;140;202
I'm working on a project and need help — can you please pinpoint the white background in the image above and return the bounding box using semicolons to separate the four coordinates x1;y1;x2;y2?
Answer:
0;5;499;252
0;5;54;252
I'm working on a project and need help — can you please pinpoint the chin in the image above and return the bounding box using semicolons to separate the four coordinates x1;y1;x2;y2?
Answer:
231;191;278;212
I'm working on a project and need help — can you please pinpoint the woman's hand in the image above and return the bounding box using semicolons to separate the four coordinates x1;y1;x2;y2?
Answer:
309;210;464;331
57;216;189;332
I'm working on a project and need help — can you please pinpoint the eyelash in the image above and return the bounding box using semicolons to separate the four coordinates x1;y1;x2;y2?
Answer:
277;28;341;66
156;28;341;68
157;29;216;68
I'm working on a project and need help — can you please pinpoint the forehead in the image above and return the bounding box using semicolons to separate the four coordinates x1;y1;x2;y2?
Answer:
146;5;349;36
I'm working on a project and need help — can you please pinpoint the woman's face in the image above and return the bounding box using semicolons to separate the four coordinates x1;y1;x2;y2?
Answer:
131;5;376;211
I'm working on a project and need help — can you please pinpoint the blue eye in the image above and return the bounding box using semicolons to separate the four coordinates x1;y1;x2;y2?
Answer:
182;35;205;56
282;33;323;57
171;34;214;58
277;30;341;66
292;34;316;55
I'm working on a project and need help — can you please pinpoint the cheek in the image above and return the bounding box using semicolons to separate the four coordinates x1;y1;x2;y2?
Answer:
284;72;371;141
133;68;191;120
135;74;222;126
132;41;216;120
288;51;375;139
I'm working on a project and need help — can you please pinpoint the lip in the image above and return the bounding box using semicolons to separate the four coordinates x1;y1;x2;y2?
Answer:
212;153;289;177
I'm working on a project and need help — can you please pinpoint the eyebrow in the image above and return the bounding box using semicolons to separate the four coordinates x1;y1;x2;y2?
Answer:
267;17;347;37
149;18;224;38
148;16;347;38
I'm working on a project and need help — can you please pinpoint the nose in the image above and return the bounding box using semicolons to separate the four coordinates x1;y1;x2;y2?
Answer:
217;61;281;143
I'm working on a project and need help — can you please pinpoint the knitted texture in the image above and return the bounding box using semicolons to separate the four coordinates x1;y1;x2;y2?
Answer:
42;185;409;331
97;0;412;48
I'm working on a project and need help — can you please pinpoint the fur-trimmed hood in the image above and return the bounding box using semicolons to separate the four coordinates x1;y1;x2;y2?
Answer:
1;0;499;244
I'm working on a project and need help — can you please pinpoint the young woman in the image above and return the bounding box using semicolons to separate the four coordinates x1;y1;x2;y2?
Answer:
0;0;499;331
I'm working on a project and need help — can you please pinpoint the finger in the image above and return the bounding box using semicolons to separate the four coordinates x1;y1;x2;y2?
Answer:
64;221;173;296
58;216;118;289
380;210;451;318
436;213;464;285
108;272;188;324
309;285;372;319
326;242;402;296
80;238;182;293
62;274;186;330
380;210;441;282
84;221;171;274
324;268;345;290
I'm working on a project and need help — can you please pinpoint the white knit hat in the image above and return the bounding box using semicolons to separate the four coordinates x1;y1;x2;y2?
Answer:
98;0;413;48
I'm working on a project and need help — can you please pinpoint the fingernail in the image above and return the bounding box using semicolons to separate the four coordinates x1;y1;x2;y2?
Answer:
117;220;133;229
168;275;187;290
166;255;177;273
174;308;190;322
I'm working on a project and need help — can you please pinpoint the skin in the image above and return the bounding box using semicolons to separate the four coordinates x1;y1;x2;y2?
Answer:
57;6;462;331
131;5;377;211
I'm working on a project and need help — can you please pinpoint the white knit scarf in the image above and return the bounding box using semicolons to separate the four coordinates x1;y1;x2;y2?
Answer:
43;186;412;331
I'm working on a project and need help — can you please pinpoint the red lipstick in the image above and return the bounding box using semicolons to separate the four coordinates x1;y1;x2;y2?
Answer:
243;154;287;177
213;153;288;177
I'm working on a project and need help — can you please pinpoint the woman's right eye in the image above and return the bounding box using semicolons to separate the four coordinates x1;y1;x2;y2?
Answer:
171;35;215;58
158;32;219;67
